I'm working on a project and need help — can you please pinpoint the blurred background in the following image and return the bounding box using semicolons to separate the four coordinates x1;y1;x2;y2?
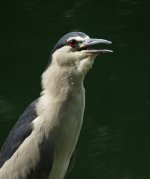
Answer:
0;0;150;178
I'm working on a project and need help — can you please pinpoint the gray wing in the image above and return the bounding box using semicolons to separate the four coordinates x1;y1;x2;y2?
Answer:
0;99;55;179
0;99;38;168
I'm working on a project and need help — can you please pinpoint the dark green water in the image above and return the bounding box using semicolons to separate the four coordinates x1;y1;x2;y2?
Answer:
0;0;150;178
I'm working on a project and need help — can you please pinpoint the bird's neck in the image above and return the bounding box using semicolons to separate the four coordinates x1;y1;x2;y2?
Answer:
36;65;85;126
41;65;84;98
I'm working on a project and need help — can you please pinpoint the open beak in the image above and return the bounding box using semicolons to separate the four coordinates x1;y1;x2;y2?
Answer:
79;38;113;54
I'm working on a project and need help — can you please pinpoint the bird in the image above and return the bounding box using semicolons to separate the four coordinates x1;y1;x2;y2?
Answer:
0;32;112;179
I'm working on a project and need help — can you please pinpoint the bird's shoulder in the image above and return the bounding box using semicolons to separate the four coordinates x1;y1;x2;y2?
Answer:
0;99;39;168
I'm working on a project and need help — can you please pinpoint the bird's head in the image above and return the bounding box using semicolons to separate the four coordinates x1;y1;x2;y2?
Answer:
48;32;112;76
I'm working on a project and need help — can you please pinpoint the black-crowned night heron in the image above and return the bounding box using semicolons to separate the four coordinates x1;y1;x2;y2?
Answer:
0;32;112;179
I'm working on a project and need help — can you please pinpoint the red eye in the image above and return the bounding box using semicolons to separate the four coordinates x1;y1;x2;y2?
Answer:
68;39;78;47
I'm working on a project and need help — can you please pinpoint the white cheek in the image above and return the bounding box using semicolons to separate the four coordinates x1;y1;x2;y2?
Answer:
77;53;97;74
51;46;96;75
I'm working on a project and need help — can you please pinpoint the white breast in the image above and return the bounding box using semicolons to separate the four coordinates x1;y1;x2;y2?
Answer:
47;87;85;179
36;63;86;179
